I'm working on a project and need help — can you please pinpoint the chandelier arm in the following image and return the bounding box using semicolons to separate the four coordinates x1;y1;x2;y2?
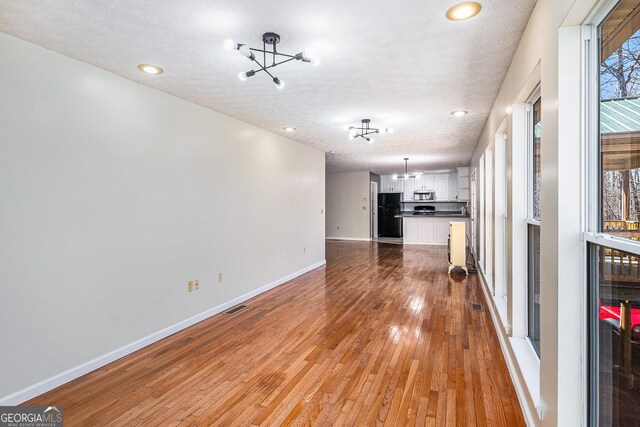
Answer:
261;57;296;71
248;48;296;59
251;58;276;79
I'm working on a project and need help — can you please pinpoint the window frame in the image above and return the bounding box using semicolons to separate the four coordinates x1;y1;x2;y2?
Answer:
582;1;640;424
527;86;542;226
525;87;542;357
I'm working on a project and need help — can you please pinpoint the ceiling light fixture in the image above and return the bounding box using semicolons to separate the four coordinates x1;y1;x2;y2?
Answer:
446;2;482;21
400;158;417;180
224;32;319;89
346;119;393;143
451;109;468;117
283;127;296;132
137;64;163;75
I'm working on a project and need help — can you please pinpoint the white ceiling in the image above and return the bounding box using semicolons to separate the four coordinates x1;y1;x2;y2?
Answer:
0;0;536;175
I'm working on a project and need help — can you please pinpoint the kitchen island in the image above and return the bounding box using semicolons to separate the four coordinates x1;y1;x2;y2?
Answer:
395;212;470;245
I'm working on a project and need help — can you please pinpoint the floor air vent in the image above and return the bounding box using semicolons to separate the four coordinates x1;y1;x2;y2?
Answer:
471;303;484;312
224;305;248;315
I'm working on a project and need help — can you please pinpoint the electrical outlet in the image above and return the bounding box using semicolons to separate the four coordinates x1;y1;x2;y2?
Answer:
218;272;223;283
188;281;193;292
194;279;199;290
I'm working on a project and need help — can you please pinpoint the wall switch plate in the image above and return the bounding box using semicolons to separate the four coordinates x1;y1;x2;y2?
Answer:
188;281;193;292
194;279;199;290
218;272;223;283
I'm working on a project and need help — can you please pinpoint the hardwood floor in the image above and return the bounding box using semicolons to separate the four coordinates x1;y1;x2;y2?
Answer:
25;241;525;426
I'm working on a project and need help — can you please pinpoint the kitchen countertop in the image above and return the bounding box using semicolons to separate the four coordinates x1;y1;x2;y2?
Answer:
394;211;470;218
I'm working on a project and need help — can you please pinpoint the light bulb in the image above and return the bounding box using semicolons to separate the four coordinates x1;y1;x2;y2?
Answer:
392;174;398;180
238;71;247;81
387;127;394;134
273;77;285;89
312;57;321;66
239;45;253;58
368;138;374;144
224;39;237;51
454;6;473;19
348;134;355;140
446;2;481;21
137;64;163;74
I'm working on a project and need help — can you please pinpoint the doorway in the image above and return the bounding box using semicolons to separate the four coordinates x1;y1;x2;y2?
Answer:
370;181;378;238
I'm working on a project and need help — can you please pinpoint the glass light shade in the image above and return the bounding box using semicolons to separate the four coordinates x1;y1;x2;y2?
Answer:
239;45;252;58
223;39;236;51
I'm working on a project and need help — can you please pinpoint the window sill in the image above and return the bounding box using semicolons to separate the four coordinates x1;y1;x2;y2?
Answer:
509;337;541;411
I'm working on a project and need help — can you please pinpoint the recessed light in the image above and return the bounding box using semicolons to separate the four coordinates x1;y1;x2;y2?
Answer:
446;2;481;21
283;127;296;132
451;110;468;117
329;150;336;154
137;64;163;75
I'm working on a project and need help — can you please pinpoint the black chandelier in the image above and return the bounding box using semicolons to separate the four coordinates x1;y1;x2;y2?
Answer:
346;119;393;143
224;32;319;89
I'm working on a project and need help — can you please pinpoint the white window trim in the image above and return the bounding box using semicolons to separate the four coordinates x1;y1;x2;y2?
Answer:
525;86;542;358
527;86;542;223
582;2;640;424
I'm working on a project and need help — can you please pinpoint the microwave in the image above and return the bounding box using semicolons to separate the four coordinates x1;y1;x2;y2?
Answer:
414;190;435;201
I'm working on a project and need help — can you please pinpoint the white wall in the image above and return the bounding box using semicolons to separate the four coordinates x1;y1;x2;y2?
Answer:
0;33;326;400
325;171;371;240
469;0;601;426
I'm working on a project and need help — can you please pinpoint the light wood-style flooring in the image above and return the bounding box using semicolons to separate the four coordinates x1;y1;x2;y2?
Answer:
26;241;524;426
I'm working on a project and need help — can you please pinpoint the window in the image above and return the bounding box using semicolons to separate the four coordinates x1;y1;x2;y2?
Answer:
527;91;542;357
588;1;640;425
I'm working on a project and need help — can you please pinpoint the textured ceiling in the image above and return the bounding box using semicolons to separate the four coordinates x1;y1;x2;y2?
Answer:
0;0;536;175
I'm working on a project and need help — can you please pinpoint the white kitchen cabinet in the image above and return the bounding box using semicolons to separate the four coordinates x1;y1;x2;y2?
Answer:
403;178;416;201
434;175;449;200
419;220;436;242
403;219;421;243
382;177;404;193
457;167;470;200
380;173;452;200
403;216;470;245
422;175;435;190
435;221;451;243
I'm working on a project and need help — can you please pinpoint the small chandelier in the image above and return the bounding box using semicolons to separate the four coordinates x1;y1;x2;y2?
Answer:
346;119;393;143
393;158;418;180
224;32;319;89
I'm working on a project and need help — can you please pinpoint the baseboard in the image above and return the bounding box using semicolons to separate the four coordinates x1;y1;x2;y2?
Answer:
325;237;372;242
477;270;539;427
0;259;327;406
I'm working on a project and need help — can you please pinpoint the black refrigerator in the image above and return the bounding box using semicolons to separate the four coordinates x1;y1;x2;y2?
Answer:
378;193;403;238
